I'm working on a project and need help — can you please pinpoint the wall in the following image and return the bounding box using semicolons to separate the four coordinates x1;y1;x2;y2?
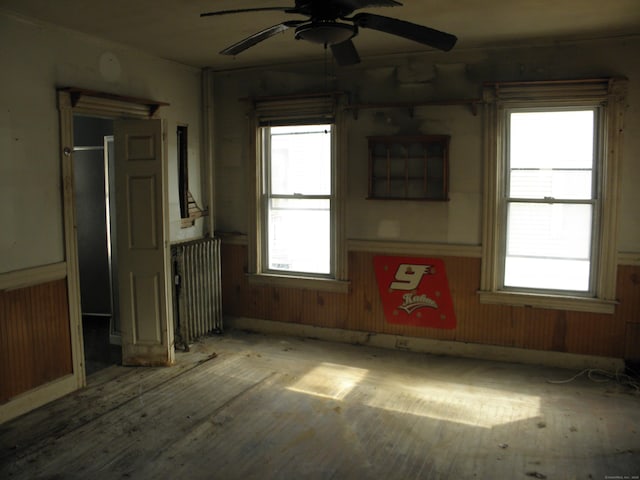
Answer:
0;11;206;276
213;39;639;250
0;11;205;408
212;37;640;360
221;246;640;360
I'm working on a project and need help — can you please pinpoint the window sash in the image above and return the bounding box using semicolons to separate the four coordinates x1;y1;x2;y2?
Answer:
260;125;336;278
505;107;598;201
501;201;595;293
498;107;601;296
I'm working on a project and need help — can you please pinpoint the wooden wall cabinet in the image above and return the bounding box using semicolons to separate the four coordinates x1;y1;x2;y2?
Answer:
367;135;450;201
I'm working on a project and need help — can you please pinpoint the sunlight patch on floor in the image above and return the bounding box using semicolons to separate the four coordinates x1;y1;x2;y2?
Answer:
287;362;541;428
286;362;369;400
364;381;542;428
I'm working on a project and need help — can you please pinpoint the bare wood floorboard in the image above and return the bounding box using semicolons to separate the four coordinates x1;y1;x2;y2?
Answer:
1;330;639;479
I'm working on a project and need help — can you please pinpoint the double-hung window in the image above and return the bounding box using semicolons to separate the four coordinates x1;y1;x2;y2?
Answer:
503;108;598;292
262;124;333;276
247;94;348;292
480;79;627;313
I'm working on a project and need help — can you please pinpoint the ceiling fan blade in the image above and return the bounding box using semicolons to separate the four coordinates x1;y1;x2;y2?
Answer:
331;40;361;66
353;13;457;51
201;7;291;18
220;21;303;56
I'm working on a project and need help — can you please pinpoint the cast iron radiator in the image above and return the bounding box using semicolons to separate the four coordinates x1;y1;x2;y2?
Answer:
172;237;223;350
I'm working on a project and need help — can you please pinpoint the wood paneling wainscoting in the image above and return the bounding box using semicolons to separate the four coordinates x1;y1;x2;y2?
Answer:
0;279;73;404
221;243;640;361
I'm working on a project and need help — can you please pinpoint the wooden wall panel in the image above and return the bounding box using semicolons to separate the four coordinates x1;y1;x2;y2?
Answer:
563;310;624;358
616;265;640;324
0;279;72;403
624;323;640;361
221;244;639;360
346;250;394;336
618;265;640;360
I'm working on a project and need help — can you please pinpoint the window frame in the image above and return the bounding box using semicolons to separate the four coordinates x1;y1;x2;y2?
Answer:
500;105;601;296
177;124;189;219
246;93;349;293
260;123;336;279
479;79;627;314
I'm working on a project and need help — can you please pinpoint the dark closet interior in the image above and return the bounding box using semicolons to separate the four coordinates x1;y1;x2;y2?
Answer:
73;115;121;374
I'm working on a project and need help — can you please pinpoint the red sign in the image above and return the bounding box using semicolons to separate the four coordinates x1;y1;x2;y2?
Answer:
373;256;456;329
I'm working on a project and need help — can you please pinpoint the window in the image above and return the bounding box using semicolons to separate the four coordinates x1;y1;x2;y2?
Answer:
262;124;333;276
247;93;348;292
503;108;597;292
177;125;189;219
177;124;205;228
479;79;627;313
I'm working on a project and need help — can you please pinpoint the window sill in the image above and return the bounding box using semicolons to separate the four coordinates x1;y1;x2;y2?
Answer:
246;273;350;294
478;290;616;314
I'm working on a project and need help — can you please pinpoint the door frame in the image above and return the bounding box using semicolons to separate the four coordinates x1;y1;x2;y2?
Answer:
58;89;172;388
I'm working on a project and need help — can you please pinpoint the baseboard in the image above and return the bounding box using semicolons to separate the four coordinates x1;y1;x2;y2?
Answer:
225;316;625;372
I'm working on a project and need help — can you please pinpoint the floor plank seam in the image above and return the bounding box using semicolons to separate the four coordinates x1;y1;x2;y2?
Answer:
0;351;225;465
206;371;279;419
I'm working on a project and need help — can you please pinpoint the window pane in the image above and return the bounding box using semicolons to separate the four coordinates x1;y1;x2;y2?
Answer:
504;202;592;291
270;125;331;195
268;198;331;274
504;257;590;291
506;203;592;258
510;110;594;170
510;169;592;199
509;110;594;200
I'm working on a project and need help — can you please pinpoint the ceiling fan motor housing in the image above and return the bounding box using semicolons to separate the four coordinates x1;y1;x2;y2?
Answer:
294;21;357;45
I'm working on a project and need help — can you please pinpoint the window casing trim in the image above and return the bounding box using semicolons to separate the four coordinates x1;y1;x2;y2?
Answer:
479;290;616;314
246;93;347;287
479;78;627;313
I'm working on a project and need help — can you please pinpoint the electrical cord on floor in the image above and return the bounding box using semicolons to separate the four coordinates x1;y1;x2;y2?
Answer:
547;367;640;393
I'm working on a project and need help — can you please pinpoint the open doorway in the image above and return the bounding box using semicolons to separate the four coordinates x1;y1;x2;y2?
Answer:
72;115;121;375
59;88;175;386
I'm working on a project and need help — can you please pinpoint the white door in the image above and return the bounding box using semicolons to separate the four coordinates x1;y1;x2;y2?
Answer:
114;119;174;366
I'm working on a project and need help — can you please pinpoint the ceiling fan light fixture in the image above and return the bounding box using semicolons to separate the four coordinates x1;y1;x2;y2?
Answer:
294;21;356;45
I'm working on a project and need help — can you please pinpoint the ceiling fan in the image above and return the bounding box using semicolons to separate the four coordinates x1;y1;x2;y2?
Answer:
200;0;457;66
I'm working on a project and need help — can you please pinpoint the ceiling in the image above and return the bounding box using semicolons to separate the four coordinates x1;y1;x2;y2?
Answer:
1;0;639;70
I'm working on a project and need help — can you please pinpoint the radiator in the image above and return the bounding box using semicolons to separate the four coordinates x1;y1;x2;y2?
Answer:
172;237;223;350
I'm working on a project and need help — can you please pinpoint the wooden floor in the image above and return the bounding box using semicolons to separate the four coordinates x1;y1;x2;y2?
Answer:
1;330;639;479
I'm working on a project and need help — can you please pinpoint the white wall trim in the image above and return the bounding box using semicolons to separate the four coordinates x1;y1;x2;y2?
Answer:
478;290;617;314
202;69;216;236
218;232;249;245
247;273;350;293
217;234;483;257
0;262;67;292
226;316;625;372
347;239;482;257
618;252;640;266
0;374;77;424
58;91;87;395
218;235;638;266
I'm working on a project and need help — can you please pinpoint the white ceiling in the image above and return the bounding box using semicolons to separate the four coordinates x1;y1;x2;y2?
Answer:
1;0;639;70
